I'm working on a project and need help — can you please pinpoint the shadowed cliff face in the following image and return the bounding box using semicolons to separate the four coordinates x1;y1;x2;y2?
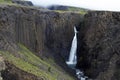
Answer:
0;4;83;80
0;4;82;58
77;11;120;80
13;6;82;71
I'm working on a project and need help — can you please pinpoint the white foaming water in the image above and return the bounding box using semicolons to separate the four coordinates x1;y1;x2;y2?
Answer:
66;27;86;80
66;27;77;66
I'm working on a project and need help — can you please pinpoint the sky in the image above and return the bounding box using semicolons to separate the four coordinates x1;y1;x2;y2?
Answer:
27;0;120;11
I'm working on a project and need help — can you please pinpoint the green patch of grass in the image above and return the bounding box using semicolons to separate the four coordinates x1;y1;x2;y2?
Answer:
53;10;68;13
0;44;74;80
53;6;87;15
0;0;12;3
54;10;87;15
0;51;55;80
0;0;24;6
68;7;87;14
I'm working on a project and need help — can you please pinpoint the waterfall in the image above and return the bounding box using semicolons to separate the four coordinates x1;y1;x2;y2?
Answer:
66;27;77;66
66;26;87;80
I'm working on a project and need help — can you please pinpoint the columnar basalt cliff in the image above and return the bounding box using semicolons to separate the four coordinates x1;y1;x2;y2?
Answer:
0;4;83;80
0;4;83;58
77;11;120;80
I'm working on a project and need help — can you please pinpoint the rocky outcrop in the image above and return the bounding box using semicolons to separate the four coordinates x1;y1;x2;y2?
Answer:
77;11;120;80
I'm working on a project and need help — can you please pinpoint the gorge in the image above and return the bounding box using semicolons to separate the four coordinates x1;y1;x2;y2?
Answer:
0;3;120;80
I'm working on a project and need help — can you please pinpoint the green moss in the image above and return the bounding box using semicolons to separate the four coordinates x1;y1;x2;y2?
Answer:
0;44;74;80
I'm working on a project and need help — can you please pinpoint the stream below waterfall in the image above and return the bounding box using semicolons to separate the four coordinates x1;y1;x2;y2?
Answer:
66;27;87;80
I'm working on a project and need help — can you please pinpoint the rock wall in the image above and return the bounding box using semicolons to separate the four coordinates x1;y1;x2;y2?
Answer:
0;4;83;73
0;56;5;80
77;11;120;80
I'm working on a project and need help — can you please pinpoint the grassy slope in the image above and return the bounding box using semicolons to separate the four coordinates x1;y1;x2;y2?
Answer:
0;44;74;80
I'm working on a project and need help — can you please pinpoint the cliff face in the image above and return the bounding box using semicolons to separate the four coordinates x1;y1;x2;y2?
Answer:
14;5;82;71
0;4;82;58
0;4;82;80
77;11;120;80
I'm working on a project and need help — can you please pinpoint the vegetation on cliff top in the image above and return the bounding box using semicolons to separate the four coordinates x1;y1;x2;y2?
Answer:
0;44;74;80
53;6;87;15
0;0;87;15
0;0;11;3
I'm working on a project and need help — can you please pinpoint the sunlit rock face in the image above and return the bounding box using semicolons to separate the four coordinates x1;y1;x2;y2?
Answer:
77;11;120;80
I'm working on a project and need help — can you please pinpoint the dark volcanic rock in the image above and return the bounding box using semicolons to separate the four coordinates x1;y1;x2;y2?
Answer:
0;4;82;55
77;11;120;80
0;4;83;78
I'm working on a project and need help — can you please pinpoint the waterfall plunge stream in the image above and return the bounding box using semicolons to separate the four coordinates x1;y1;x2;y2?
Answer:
66;27;77;66
66;27;86;80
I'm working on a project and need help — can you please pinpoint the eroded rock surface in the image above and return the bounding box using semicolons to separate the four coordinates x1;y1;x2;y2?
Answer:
0;4;82;58
0;4;83;80
77;11;120;80
0;56;5;80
